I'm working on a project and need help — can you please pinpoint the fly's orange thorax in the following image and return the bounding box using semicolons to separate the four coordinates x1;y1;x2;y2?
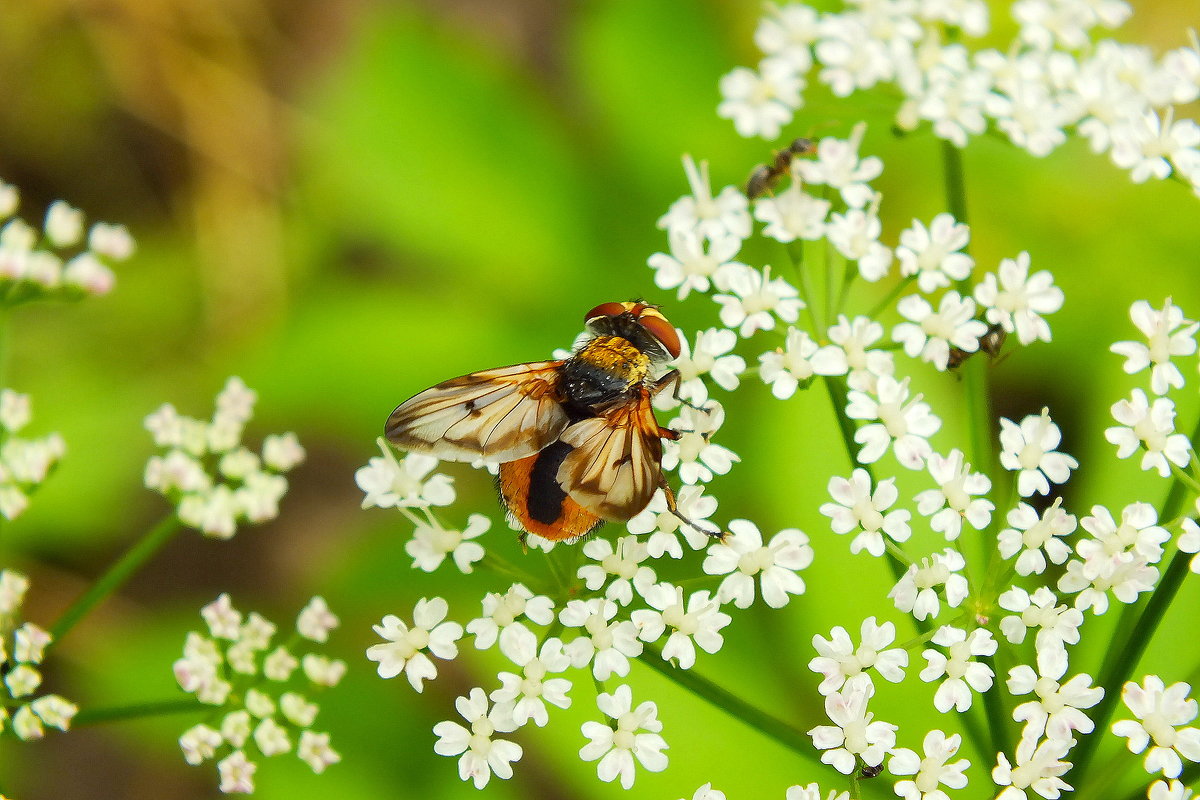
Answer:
576;336;652;385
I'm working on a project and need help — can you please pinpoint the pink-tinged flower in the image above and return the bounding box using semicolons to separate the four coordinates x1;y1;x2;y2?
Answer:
846;376;941;470
992;735;1074;800
433;687;523;789
889;549;968;621
809;617;908;695
807;675;897;774
888;729;970;800
915;449;994;541
1008;660;1104;741
919;626;997;712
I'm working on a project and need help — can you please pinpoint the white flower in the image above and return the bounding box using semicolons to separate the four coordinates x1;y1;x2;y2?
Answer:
894;292;989;371
815;19;898;100
88;221;135;260
920;626;997;712
889;729;970;800
795;124;884;208
296;596;339;643
201;593;243;640
896;213;974;292
807;675;897;774
755;4;818;71
43;200;84;247
998;498;1077;575
0;390;31;432
658;155;752;241
974;252;1064;345
648;228;747;300
1180;500;1200;574
559;598;642;680
998;408;1078;497
355;441;455;509
406;513;489;574
180;723;223;765
626;485;718;558
366;597;463;691
702;519;812;609
662;403;740;484
825;206;893;282
809;617;908;695
759;327;846;399
992;735;1074;800
1105;389;1191;477
631;584;730;669
1111;108;1200;183
825;314;895;390
1148;780;1195;800
889;549;968;621
914;449;994;540
216;749;256;794
1058;550;1158;614
579;684;668;789
998;586;1083;674
753;175;830;242
490;637;572;727
682;783;728;800
1112;676;1200;778
1008;660;1104;741
718;58;804;139
912;53;993;147
577;536;657;606
670;327;746;405
1077;502;1171;567
1111;299;1198;395
713;264;803;338
819;469;912;557
433;687;523;789
846;375;942;470
786;784;850;800
1013;0;1130;49
465;583;555;654
297;730;341;774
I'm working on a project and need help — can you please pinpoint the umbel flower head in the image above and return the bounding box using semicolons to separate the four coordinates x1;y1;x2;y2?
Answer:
175;594;344;794
0;569;78;741
0;182;133;305
144;377;305;539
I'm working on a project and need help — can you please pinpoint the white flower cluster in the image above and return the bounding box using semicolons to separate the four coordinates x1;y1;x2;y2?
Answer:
144;377;305;538
718;2;1200;192
0;181;133;301
0;389;67;520
175;594;343;794
364;514;812;789
0;570;78;741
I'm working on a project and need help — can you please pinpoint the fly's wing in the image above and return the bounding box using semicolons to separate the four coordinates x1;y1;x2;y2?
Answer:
385;361;569;463
555;389;664;522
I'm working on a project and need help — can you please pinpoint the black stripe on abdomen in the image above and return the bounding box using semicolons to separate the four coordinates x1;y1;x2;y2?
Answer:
527;441;573;524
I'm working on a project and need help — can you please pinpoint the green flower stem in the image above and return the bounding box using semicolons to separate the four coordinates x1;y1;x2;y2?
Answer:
941;139;970;226
865;275;915;320
1070;413;1200;792
1168;461;1200;494
50;515;183;644
635;648;815;761
787;242;825;334
979;653;1012;756
73;698;206;726
478;552;547;596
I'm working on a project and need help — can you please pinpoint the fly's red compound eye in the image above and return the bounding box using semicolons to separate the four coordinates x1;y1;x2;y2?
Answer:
583;301;628;324
635;308;681;359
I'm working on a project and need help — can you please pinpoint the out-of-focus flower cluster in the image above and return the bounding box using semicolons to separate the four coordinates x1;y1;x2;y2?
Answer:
144;377;305;538
175;594;344;794
0;389;66;520
0;181;133;302
0;570;78;740
718;1;1200;194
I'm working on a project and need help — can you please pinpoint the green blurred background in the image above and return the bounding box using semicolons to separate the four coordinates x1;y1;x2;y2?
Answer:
0;0;1197;797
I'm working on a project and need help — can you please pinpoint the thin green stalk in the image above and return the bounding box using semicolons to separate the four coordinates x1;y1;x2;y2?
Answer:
786;242;825;335
73;698;206;726
941;139;969;226
50;515;182;643
636;648;814;760
866;275;915;320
